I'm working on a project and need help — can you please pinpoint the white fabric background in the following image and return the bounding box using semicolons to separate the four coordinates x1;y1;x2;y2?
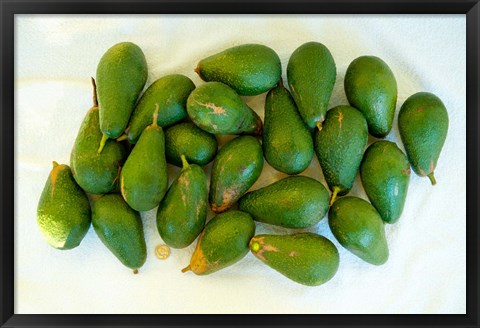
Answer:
15;15;466;314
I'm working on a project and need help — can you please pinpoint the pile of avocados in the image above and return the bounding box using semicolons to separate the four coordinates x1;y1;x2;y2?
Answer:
36;41;449;286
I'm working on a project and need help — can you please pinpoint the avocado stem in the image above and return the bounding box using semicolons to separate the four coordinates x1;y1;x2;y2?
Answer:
91;77;98;107
116;134;128;142
52;161;59;168
278;79;284;88
152;103;159;127
133;269;138;274
181;265;191;273
329;187;340;206
316;120;323;131
97;133;108;154
427;172;437;185
180;155;189;170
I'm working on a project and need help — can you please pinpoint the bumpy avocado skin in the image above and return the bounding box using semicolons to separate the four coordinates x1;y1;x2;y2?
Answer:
37;163;91;250
249;233;339;286
186;82;262;135
344;56;397;138
196;44;282;96
287;42;337;129
329;196;389;265
398;92;448;184
360;140;411;224
209;136;264;213
238;176;330;229
127;74;195;144
263;83;313;175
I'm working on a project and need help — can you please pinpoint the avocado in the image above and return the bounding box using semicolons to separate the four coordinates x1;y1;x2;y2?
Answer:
249;233;339;286
126;74;195;144
156;156;207;249
360;140;410;223
165;122;218;167
398;92;449;185
96;42;148;153
328;196;389;265
209;136;263;213
238;176;329;229
344;56;397;137
313;105;368;204
186;82;262;135
70;78;128;195
195;44;281;96
92;194;147;272
182;210;255;275
287;42;337;129
262;81;313;175
120;106;168;211
37;162;91;250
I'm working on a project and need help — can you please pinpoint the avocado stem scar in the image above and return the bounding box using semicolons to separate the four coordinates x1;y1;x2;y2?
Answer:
316;120;323;131
181;265;191;273
97;133;108;154
330;186;340;206
250;241;261;253
427;172;437;185
133;269;138;274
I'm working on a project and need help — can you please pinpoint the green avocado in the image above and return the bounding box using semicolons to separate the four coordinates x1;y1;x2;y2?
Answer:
398;92;449;185
165;122;218;167
186;82;263;135
209;136;264;213
238;176;329;229
120;107;168;211
37;162;91;250
156;156;207;249
344;56;397;137
287;42;337;129
182;210;256;275
249;233;339;286
70;79;128;195
360;140;411;224
328;196;389;265
126;74;195;144
92;194;147;272
313;105;368;204
195;44;281;96
262;81;313;175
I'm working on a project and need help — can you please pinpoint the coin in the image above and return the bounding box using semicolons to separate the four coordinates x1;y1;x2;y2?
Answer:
155;244;170;260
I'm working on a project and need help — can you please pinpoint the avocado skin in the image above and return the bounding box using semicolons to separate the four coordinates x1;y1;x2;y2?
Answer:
263;83;313;175
328;196;389;265
249;233;339;286
209;136;264;213
92;194;147;270
287;42;337;129
187;210;256;275
313;105;368;196
120;122;168;212
238;176;329;229
186;82;262;135
70;107;128;195
398;92;449;181
127;74;195;144
344;56;397;138
156;161;207;249
360;140;410;224
165;122;218;167
196;44;281;96
96;42;148;139
37;163;91;250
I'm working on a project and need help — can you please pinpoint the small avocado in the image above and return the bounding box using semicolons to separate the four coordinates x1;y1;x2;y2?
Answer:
186;82;262;135
249;233;339;286
70;78;128;195
165;122;218;167
96;42;148;152
195;44;281;96
182;210;256;275
328;196;389;265
360;140;411;223
263;81;313;175
344;56;397;137
287;42;337;129
37;162;91;250
209;136;263;213
238;176;329;229
120;106;168;211
126;74;195;144
92;194;147;272
156;155;207;249
398;92;449;185
313;105;368;204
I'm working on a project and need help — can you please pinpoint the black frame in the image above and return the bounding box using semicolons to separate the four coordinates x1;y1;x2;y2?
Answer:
1;0;478;327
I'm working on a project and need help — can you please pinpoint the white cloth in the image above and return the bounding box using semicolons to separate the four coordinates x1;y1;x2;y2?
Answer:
15;14;466;314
